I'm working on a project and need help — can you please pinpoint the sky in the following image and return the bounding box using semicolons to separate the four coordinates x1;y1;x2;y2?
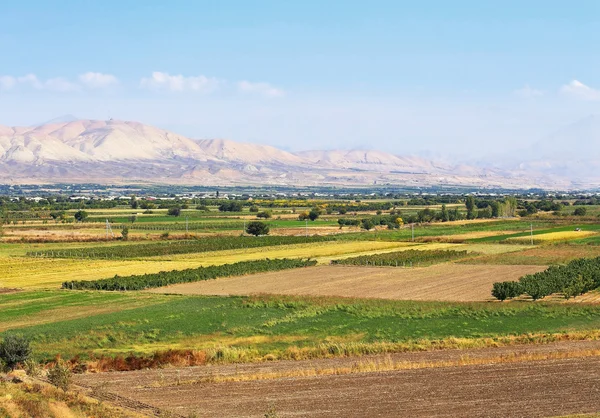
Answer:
1;0;600;159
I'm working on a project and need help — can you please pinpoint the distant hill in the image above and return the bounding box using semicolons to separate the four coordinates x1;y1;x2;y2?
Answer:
0;118;583;189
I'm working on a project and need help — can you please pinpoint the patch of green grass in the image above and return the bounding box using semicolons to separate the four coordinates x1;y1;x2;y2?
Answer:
4;292;600;360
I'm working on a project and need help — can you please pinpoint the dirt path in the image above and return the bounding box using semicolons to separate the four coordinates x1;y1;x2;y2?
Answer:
76;340;600;417
148;264;546;301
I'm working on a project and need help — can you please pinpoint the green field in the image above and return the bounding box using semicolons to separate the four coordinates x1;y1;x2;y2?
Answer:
3;291;600;362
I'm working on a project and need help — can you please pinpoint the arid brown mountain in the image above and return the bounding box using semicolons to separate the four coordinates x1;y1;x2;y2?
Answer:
0;119;584;189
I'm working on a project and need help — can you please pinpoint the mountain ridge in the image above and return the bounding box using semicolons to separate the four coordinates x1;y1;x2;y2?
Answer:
0;118;592;190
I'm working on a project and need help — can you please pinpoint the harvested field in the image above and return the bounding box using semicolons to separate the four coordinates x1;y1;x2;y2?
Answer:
149;264;547;301
75;341;600;417
464;244;600;265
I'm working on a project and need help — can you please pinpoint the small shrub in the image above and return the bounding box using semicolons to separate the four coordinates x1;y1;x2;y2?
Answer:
48;360;72;392
121;226;129;241
0;333;31;370
264;403;279;418
24;358;41;377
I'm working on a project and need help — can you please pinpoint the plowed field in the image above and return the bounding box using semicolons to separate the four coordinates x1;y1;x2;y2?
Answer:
76;341;600;418
148;264;546;301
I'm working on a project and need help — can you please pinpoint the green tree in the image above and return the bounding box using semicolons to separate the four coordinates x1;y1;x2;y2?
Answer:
246;221;270;236
440;204;449;222
121;226;130;241
308;208;321;221
73;210;88;222
361;218;375;230
256;211;272;219
167;207;181;217
490;201;500;218
574;207;588;216
465;196;476;220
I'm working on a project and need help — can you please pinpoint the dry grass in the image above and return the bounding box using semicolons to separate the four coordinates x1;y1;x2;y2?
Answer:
148;264;547;301
142;348;600;387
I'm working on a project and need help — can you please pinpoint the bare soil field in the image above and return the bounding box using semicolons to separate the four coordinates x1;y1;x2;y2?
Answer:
75;340;600;417
149;264;546;301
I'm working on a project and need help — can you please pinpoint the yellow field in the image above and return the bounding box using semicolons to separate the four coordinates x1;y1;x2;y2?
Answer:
0;241;412;289
506;231;596;244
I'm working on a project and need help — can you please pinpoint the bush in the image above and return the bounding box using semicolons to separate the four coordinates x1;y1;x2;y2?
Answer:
308;208;321;221
73;210;88;222
121;226;129;241
256;211;272;219
574;207;588;216
246;221;270;236
491;281;523;301
249;206;259;213
167;207;181;217
0;334;32;370
48;360;72;392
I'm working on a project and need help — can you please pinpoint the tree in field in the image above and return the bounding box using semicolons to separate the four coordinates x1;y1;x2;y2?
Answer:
246;221;270;236
167;207;181;217
121;226;130;241
440;204;450;222
298;212;309;221
130;196;138;209
465;196;476;220
504;197;518;217
574;207;588;216
490;201;500;218
256;211;272;219
361;218;375;230
308;208;321;221
73;210;88;222
491;281;523;301
0;333;31;370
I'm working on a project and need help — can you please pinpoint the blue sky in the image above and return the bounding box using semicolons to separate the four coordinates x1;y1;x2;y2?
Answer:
1;0;600;158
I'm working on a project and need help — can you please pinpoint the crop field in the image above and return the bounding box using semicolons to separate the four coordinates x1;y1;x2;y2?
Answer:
149;264;547;301
3;198;600;416
4;291;600;362
505;230;597;244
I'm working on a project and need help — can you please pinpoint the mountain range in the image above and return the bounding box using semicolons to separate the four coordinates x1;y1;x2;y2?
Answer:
0;118;597;190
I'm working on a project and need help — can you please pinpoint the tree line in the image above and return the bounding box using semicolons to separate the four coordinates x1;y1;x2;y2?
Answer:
492;257;600;301
62;258;317;291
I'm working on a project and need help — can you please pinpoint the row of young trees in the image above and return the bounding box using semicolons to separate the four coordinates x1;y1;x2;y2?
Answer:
62;258;317;291
331;249;469;267
28;235;340;259
492;257;600;301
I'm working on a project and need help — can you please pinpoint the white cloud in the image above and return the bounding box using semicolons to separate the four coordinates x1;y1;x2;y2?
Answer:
514;84;543;99
140;72;220;92
238;80;285;98
44;77;80;92
560;80;600;101
78;72;118;89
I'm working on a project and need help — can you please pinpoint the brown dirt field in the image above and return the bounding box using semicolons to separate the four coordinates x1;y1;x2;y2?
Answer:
149;264;546;301
75;340;600;417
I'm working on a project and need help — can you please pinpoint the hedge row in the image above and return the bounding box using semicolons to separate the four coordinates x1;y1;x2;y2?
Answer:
331;249;469;267
62;258;317;291
30;235;339;259
492;257;600;300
